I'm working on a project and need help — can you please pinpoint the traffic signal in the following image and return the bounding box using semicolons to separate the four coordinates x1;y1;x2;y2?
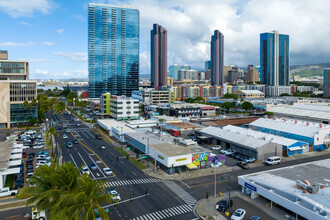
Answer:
116;157;119;161
126;155;129;160
206;192;209;200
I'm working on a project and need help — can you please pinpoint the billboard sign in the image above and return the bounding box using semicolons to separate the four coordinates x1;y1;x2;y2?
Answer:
207;155;226;167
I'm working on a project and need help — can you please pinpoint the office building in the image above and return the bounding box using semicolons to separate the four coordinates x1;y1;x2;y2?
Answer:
178;69;199;81
244;65;260;82
88;3;139;98
0;59;37;128
233;90;265;99
169;64;190;80
132;88;170;105
151;24;167;90
324;68;330;98
0;50;8;60
205;61;211;72
211;30;224;86
228;66;239;82
110;95;139;120
260;31;289;86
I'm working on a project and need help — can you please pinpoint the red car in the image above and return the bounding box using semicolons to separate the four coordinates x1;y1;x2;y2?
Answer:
22;151;27;158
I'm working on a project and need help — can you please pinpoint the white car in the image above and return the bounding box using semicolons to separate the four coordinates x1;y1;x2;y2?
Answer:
220;149;228;154
0;187;18;198
231;208;246;220
31;209;47;220
63;134;68;139
66;129;71;133
81;165;90;175
36;161;51;167
37;155;51;160
212;145;221;150
107;189;121;202
103;168;113;176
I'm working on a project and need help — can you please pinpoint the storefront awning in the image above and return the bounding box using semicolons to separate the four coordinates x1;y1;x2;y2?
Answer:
186;163;198;169
288;146;304;151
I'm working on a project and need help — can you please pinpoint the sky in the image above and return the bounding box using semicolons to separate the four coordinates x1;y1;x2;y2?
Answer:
1;0;330;79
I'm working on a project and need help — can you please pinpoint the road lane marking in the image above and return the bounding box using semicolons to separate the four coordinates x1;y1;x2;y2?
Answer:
88;154;106;178
179;179;191;189
69;153;79;169
78;152;95;179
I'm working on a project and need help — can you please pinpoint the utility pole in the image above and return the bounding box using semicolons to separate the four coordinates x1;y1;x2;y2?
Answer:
155;153;157;172
214;165;217;197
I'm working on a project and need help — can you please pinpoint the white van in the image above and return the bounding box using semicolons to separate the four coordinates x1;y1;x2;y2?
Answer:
265;156;281;166
32;209;47;220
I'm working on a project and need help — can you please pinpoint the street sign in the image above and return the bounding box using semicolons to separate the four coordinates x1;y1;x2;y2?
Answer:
126;147;130;150
140;156;147;159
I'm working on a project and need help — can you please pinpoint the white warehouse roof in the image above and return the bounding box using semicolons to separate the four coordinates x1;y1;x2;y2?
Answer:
270;104;330;121
223;125;308;147
199;126;269;149
250;118;330;138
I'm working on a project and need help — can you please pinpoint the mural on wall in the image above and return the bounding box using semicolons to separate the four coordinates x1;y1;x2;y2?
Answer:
207;155;226;167
192;153;210;166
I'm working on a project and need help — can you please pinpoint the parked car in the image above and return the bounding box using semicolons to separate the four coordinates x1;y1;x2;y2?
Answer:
231;209;246;220
265;156;281;166
95;135;102;140
38;151;48;156
227;151;236;156
237;161;250;169
215;199;233;211
36;161;51;167
244;157;256;163
103;168;113;176
37;155;51;160
73;139;78;144
249;216;262;220
107;189;121;202
81;165;90;175
212;145;221;150
220;149;227;154
90;162;97;170
22;151;27;158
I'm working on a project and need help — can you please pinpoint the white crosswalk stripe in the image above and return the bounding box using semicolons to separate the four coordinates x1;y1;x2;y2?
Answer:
130;205;193;220
107;178;161;187
163;181;197;206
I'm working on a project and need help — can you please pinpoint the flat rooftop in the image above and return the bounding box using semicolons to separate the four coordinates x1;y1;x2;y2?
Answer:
0;141;14;170
151;143;209;157
167;121;203;129
240;159;330;217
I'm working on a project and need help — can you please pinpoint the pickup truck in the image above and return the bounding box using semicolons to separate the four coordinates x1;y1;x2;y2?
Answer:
0;187;18;197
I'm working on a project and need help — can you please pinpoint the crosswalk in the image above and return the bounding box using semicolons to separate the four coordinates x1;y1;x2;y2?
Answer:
105;178;162;187
130;204;193;220
163;181;197;206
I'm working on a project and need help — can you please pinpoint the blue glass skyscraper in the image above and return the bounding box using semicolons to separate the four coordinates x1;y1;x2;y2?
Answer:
260;31;289;86
88;3;139;98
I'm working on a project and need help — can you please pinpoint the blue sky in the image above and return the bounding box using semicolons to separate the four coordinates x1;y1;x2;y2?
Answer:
1;0;330;79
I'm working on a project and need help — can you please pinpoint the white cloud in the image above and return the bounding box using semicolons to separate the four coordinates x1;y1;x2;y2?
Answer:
0;41;35;47
57;70;88;78
53;52;87;62
108;0;330;74
35;69;49;75
56;29;64;34
20;21;33;27
40;41;54;46
0;0;54;18
27;59;54;63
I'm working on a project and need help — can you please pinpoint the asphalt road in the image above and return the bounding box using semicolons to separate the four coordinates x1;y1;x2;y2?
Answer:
50;112;198;220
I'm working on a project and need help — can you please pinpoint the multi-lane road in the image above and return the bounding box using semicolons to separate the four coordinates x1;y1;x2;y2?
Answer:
51;112;199;220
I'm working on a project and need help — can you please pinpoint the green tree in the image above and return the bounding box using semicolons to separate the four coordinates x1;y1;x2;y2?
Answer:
241;101;253;111
264;111;273;116
280;93;291;97
222;102;234;112
23;100;29;109
67;92;78;100
29;119;38;125
223;93;238;100
18;163;111;220
195;97;204;102
185;97;195;103
67;98;73;106
54;101;66;114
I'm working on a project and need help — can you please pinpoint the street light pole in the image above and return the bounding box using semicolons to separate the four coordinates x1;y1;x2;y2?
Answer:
214;165;216;197
155;153;157;172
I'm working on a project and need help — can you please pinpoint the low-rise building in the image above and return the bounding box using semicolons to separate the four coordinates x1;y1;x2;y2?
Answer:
110;96;139;120
170;103;202;118
162;121;204;135
100;93;111;116
97;119;135;142
238;159;330;220
132;88;170;105
234;90;265;99
249;117;330;151
0;141;21;188
124;129;214;174
196;126;282;161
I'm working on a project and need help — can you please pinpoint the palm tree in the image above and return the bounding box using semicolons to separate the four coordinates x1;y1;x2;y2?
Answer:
51;175;111;220
18;162;112;220
46;127;56;156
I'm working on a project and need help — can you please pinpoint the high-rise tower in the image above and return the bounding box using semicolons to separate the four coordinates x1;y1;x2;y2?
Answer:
260;31;289;86
211;30;224;86
88;3;139;98
151;24;167;90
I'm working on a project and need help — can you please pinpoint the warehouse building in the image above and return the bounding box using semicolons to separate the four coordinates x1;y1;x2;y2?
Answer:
196;126;282;161
238;159;330;220
97;119;134;142
124;129;213;174
223;125;309;156
269;104;330;124
250;117;330;151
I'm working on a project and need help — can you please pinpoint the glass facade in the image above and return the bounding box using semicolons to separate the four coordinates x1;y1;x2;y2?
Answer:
88;3;139;98
10;104;38;123
260;31;289;86
211;30;224;86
